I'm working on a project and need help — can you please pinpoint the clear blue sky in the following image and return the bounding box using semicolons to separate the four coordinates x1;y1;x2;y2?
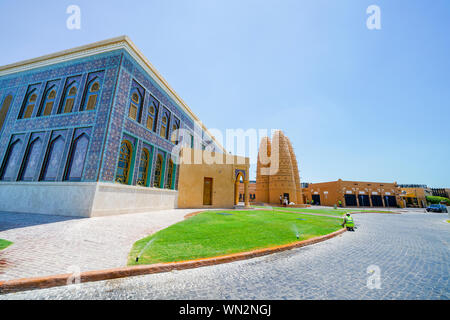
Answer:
1;0;449;187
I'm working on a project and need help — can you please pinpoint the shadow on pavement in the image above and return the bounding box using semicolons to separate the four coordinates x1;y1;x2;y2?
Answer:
0;211;85;232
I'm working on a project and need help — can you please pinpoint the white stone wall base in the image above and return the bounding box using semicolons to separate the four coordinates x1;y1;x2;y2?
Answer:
0;182;178;217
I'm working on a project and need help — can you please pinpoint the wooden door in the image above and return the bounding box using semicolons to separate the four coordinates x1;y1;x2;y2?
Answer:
203;177;213;205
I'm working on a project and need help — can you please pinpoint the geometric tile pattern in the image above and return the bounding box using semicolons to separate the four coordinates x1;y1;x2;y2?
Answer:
0;46;222;187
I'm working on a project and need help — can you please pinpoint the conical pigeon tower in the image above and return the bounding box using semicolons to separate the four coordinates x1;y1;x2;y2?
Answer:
268;130;297;204
255;130;303;205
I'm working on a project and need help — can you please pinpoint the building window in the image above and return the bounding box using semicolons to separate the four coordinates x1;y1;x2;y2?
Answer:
59;81;78;114
19;85;41;119
65;131;90;181
165;159;174;189
19;136;43;181
40;135;65;181
160;110;170;139
128;82;144;122
115;140;133;184
171;118;180;144
21;92;37;119
83;81;100;111
153;154;163;188
129;93;139;119
146;101;158;132
0;137;23;181
64;85;77;113
137;148;150;186
0;95;13;131
39;87;57;117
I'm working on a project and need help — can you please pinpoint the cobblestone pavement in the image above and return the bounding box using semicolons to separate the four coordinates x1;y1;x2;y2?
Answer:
0;209;201;281
1;210;449;299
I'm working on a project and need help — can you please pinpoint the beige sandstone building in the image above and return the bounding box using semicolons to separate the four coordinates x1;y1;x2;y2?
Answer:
177;148;250;209
302;179;400;207
398;186;430;208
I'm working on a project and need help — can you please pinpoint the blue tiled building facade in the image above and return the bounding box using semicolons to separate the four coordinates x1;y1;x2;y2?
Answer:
0;37;222;195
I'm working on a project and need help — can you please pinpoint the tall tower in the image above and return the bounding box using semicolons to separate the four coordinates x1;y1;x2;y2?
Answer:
256;130;303;205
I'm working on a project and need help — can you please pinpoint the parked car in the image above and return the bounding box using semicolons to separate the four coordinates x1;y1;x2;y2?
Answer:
426;204;448;213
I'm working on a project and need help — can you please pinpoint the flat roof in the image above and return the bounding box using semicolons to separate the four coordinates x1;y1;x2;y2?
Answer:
0;36;226;153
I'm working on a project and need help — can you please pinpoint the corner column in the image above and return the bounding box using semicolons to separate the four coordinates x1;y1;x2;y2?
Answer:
244;180;250;208
234;181;239;205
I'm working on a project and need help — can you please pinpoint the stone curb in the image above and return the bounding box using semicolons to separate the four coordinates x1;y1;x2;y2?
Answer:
350;211;402;215
0;228;346;294
183;210;205;219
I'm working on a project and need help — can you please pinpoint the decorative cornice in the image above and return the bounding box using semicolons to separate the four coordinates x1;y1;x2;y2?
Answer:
0;37;128;76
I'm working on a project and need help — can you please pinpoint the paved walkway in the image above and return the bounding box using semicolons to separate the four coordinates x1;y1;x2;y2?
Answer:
0;209;201;281
2;209;448;299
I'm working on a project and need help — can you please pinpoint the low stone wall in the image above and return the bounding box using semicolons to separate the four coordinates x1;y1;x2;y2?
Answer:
0;182;178;217
90;183;178;217
0;182;97;217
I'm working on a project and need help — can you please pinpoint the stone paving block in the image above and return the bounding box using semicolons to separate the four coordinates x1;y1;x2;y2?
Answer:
0;209;201;281
1;210;449;299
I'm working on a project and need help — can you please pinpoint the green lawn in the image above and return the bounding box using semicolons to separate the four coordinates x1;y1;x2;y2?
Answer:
0;239;13;250
271;207;349;216
128;210;342;265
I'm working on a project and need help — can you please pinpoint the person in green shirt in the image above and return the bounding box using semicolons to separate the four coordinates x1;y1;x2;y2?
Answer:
342;213;355;231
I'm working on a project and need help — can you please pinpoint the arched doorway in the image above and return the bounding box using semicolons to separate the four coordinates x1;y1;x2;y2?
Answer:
234;170;249;207
234;172;244;206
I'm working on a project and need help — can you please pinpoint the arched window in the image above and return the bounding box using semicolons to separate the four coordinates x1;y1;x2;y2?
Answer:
65;132;90;181
146;101;158;132
23;93;37;119
171;119;180;144
0;95;13;131
83;80;100;111
0;137;23;181
165;159;174;189
61;83;78;114
19;85;41;119
115;140;133;184
39;88;57;116
41;135;65;181
19;136;43;181
160;116;167;138
153;154;163;188
160;111;170;139
137;148;150;186
128;89;143;121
